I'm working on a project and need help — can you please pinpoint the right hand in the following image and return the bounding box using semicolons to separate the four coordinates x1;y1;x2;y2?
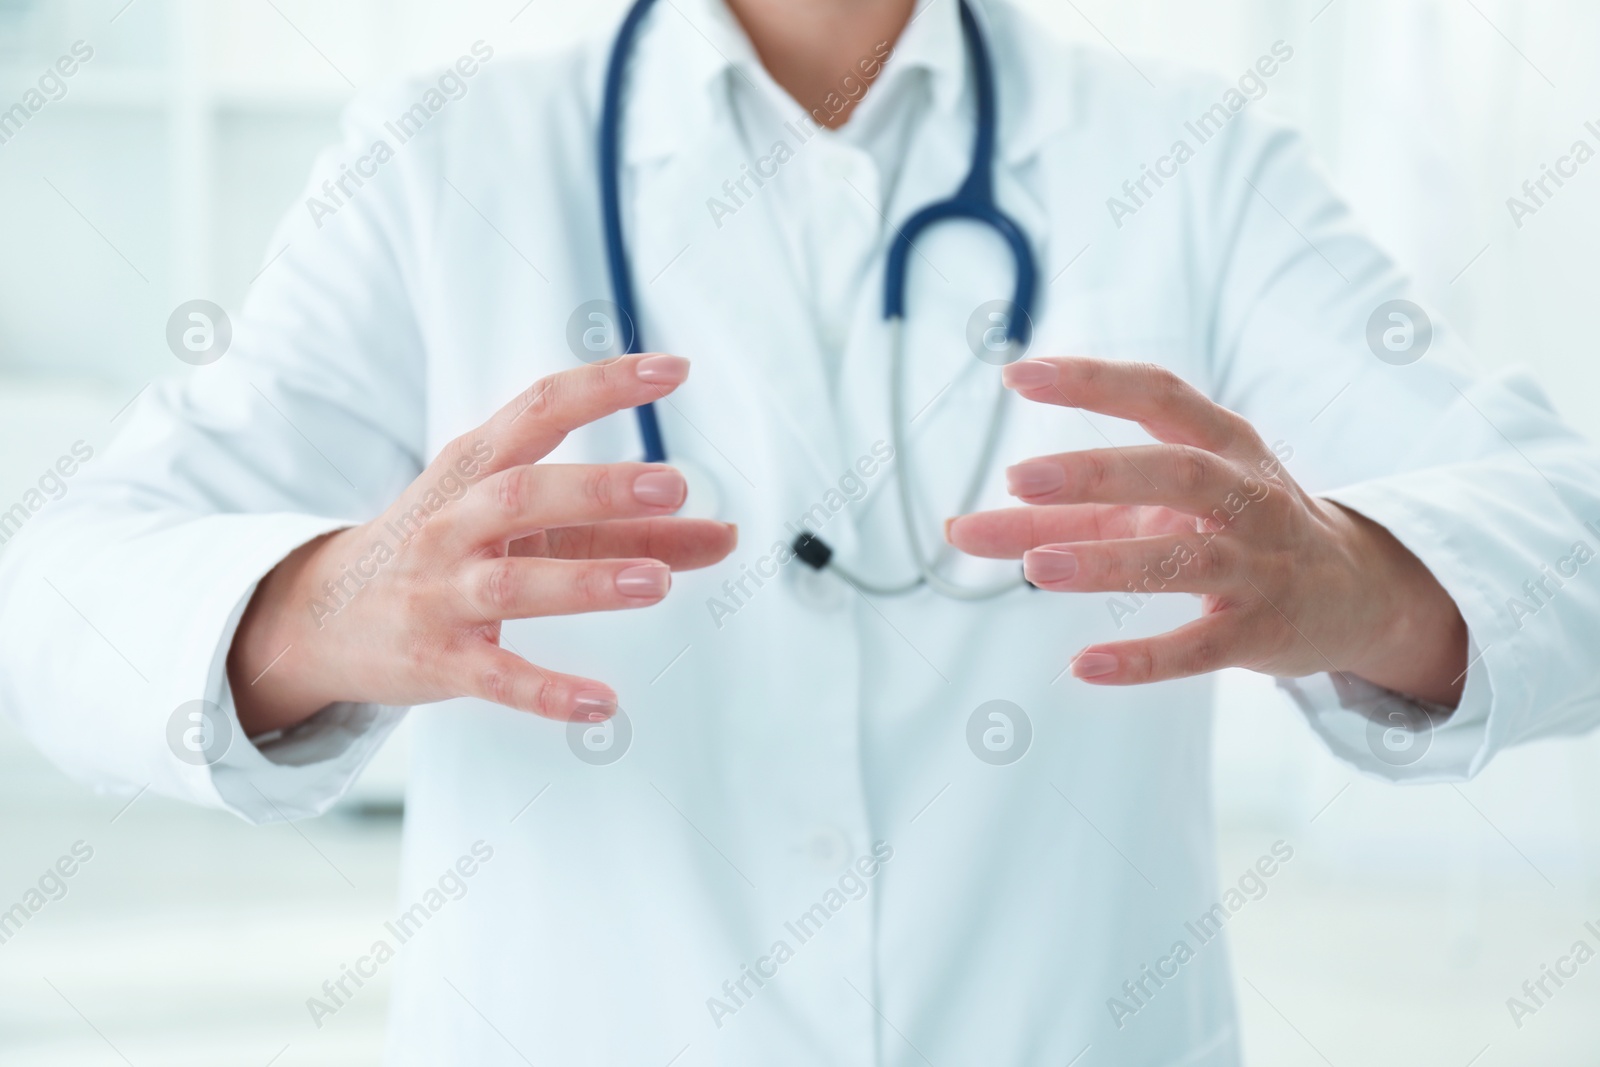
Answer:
226;353;736;736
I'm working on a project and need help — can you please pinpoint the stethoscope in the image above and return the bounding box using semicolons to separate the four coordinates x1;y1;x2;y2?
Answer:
599;0;1036;600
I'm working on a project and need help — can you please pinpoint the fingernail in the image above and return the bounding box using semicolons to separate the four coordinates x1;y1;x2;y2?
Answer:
636;354;689;384
616;562;670;598
1006;460;1065;498
573;690;617;721
943;516;960;544
1024;548;1078;583
633;470;686;507
1073;652;1118;679
1002;360;1056;388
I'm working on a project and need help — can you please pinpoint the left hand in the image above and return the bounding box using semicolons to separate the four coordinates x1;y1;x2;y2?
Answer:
945;357;1468;706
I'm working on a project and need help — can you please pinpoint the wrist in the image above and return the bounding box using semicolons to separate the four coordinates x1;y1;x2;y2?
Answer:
1329;503;1468;707
227;528;351;736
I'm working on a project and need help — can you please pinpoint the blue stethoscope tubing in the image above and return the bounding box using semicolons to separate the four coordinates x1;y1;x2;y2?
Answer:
598;0;1035;598
882;0;1035;338
599;0;667;464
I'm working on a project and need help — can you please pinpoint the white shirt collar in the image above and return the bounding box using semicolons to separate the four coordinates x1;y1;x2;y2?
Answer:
675;0;965;116
610;0;1075;167
620;0;968;162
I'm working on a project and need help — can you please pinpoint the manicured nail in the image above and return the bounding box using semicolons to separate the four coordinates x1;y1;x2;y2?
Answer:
615;562;670;598
1002;360;1056;388
636;354;689;384
633;470;686;507
573;690;617;721
1073;652;1118;679
1024;548;1078;583
1006;460;1065;498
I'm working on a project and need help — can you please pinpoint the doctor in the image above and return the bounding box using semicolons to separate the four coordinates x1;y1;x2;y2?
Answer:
3;0;1600;1063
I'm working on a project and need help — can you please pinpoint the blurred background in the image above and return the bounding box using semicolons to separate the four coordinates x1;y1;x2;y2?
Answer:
2;0;1599;1063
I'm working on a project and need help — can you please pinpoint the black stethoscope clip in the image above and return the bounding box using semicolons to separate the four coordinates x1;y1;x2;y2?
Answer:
792;533;834;571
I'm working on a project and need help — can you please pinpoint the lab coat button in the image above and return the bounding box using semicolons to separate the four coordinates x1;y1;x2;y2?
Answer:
819;148;875;195
803;827;850;871
820;149;852;179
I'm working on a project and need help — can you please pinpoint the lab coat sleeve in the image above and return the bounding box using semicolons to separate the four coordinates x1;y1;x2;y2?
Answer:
0;84;442;821
1193;101;1600;783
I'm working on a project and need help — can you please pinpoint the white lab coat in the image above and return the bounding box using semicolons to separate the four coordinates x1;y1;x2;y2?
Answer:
4;1;1600;1064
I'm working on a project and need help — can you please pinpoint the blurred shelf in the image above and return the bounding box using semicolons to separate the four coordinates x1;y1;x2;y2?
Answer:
210;82;351;112
0;64;168;108
0;65;352;112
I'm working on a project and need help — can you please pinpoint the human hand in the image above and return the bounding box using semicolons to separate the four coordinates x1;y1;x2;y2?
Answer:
228;354;736;735
946;358;1467;705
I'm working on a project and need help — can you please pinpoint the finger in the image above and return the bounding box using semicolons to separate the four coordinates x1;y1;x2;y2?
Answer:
450;463;687;549
1005;444;1241;514
944;505;1143;559
1070;616;1245;686
1022;534;1237;594
439;353;690;477
513;518;739;571
455;645;617;721
461;556;671;620
1001;358;1258;458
